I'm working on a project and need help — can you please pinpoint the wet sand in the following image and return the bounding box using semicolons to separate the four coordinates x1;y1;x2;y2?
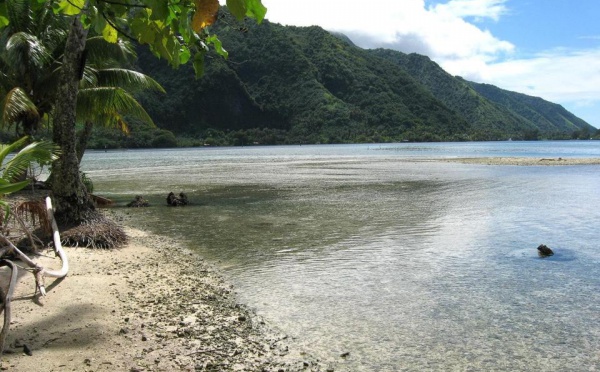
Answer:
439;157;600;166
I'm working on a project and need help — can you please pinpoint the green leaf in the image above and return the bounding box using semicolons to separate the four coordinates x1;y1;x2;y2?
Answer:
226;0;266;22
192;50;206;77
245;0;267;23
131;18;157;44
56;0;84;16
1;139;60;182
0;179;31;195
207;35;228;58
0;3;9;29
94;15;108;35
226;0;247;20
179;46;191;65
81;6;98;29
148;0;169;21
102;23;118;43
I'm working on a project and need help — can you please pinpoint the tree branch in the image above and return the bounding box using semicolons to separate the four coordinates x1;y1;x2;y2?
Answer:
97;0;148;8
101;12;138;43
0;259;17;354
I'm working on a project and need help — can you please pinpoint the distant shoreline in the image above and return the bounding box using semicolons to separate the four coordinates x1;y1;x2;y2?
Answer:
438;157;600;166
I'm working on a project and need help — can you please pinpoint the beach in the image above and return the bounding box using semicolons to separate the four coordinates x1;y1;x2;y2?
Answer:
0;223;326;371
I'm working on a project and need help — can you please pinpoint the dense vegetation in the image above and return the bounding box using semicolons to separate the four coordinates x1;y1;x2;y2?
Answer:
88;11;597;148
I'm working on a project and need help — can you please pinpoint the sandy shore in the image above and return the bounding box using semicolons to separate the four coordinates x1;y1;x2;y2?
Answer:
0;224;328;371
439;157;600;166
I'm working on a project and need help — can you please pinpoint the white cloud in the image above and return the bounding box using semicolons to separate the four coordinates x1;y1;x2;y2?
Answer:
429;0;509;22
259;0;514;65
447;48;600;102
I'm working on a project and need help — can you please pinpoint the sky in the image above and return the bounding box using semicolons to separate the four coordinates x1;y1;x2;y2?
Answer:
243;0;600;128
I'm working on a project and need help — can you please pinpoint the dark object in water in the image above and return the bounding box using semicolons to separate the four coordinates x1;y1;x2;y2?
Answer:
127;195;150;207
537;244;554;257
91;194;115;207
166;192;189;206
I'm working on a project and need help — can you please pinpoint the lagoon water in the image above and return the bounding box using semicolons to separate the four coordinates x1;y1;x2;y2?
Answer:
83;142;600;371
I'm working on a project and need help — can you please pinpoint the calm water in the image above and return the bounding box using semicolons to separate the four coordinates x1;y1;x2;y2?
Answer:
83;142;600;371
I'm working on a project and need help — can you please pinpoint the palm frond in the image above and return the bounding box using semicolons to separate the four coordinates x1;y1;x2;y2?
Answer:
76;87;155;128
1;139;60;182
4;32;52;74
85;36;136;67
0;178;30;195
34;5;68;53
5;0;32;34
95;68;165;93
79;65;99;89
0;136;28;166
1;87;38;126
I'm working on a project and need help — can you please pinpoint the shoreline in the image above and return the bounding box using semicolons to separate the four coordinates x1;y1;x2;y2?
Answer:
436;157;600;166
1;222;327;371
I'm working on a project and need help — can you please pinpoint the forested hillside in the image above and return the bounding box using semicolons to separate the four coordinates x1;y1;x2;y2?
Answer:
93;10;595;148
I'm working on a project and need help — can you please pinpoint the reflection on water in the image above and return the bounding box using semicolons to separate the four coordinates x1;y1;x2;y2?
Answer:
84;143;600;371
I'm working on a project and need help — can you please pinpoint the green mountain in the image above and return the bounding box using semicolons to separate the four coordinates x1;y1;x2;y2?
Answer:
124;12;594;147
465;80;592;135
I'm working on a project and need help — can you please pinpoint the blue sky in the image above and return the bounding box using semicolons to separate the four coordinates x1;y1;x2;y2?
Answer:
244;0;600;129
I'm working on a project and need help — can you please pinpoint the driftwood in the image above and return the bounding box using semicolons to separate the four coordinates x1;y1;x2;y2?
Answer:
0;196;69;354
0;259;17;354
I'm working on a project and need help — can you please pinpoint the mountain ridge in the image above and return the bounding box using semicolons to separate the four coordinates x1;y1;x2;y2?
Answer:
118;13;595;148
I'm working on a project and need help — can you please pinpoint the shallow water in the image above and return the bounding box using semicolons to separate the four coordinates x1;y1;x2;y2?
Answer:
83;142;600;371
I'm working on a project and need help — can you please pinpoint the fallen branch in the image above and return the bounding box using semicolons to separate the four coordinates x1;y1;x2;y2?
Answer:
44;197;69;280
0;197;68;296
0;197;69;354
0;259;17;354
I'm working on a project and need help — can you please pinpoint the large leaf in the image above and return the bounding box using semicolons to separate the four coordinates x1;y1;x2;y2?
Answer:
192;0;219;32
244;0;267;23
54;0;84;16
0;138;59;182
192;49;206;77
226;0;266;23
0;179;30;195
102;23;118;43
206;35;227;58
0;136;28;168
147;0;169;21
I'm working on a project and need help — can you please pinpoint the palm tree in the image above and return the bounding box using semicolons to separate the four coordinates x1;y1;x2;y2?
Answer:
0;2;64;136
0;2;164;224
74;36;165;162
0;2;164;154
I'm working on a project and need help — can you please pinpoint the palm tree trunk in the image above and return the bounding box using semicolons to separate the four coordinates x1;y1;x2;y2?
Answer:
50;16;94;225
77;120;94;164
